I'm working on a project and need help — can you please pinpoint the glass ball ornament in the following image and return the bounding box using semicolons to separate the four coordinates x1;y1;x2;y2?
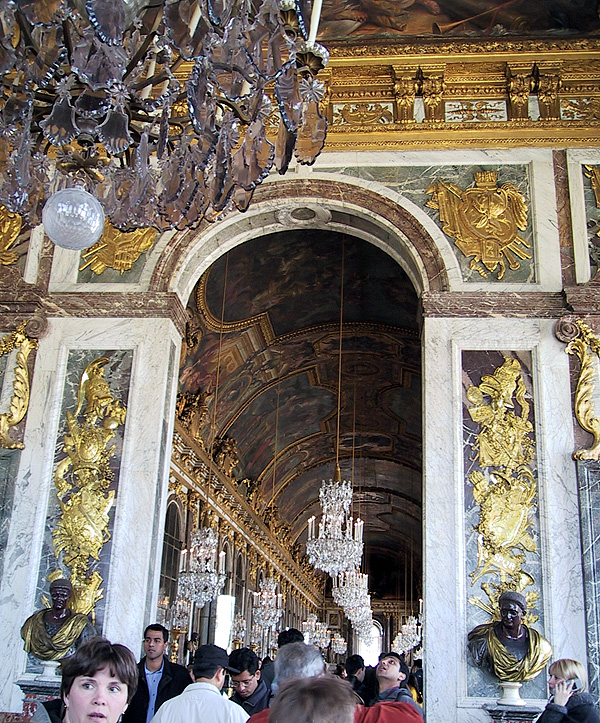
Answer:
42;188;105;250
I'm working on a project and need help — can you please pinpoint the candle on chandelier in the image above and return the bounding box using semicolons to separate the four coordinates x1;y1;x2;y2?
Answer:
308;0;323;44
180;549;187;572
219;550;226;574
419;598;423;615
355;518;363;542
189;4;202;35
308;515;315;539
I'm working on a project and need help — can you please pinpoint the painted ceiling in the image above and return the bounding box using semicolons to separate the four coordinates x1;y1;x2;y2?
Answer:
180;229;422;599
317;0;600;41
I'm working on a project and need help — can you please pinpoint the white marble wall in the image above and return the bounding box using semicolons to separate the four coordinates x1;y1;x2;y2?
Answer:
422;317;585;723
0;317;181;712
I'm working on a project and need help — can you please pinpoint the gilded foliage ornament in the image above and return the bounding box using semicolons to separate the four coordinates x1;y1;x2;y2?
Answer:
53;357;126;617
466;356;538;615
0;322;38;449
427;170;530;280
565;320;600;461
0;205;22;266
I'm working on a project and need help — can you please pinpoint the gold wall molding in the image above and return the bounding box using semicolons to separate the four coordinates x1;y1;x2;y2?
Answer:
0;322;38;449
466;356;539;618
52;357;127;620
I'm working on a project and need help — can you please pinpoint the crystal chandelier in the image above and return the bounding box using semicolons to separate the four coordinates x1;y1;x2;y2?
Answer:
169;595;191;630
332;568;369;609
331;632;347;656
177;527;226;608
301;613;329;649
252;576;283;631
231;612;247;646
0;0;329;239
306;466;364;576
391;615;422;655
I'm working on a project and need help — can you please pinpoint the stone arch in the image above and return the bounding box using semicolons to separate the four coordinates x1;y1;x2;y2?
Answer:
149;177;457;301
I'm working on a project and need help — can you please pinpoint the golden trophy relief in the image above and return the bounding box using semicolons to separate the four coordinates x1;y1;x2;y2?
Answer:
565;320;600;461
466;356;536;602
426;170;530;280
0;204;22;266
79;220;157;275
0;322;38;449
466;356;550;686
53;357;127;618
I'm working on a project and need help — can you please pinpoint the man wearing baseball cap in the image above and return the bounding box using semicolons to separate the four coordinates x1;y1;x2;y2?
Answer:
151;644;249;723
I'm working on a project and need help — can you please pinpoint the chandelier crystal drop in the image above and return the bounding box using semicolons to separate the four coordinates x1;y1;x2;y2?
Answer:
178;527;226;608
306;466;364;576
252;577;283;631
0;0;329;232
332;568;369;609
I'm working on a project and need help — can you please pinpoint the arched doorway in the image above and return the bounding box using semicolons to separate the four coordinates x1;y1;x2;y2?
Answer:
167;226;423;653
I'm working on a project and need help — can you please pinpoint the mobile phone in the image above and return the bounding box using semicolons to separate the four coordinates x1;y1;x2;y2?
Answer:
568;677;582;692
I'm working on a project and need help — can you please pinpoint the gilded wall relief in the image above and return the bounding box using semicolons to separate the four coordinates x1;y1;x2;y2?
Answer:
319;164;534;282
53;357;127;620
462;351;545;698
561;319;600;461
0;322;38;449
30;349;131;667
582;165;600;278
77;222;158;282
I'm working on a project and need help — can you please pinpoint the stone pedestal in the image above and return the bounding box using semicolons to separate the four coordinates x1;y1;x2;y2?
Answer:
17;673;61;719
483;703;544;723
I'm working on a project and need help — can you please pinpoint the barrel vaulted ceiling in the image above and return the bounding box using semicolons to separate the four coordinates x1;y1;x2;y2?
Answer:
180;230;422;600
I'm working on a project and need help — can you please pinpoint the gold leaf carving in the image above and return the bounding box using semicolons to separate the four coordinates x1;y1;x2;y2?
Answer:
0;205;22;266
467;356;538;613
427;170;530;280
53;357;127;618
332;102;394;126
79;222;157;275
565;320;600;461
0;322;38;449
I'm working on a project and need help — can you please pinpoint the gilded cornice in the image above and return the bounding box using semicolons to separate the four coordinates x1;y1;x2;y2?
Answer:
317;38;600;150
325;37;600;64
171;424;323;608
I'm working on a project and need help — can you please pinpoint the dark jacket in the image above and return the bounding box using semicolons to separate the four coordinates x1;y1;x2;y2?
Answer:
537;692;600;723
349;675;375;706
231;679;271;715
374;685;423;719
123;656;192;723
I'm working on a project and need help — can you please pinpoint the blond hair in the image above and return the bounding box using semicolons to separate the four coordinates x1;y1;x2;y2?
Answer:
549;659;588;693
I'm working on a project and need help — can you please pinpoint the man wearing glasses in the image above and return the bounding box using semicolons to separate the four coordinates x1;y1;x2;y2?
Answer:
228;648;271;715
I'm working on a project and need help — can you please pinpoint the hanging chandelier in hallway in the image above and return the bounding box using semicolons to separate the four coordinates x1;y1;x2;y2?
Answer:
306;465;364;576
301;613;330;649
0;0;329;241
252;576;283;631
177;527;226;608
392;615;422;655
332;568;369;609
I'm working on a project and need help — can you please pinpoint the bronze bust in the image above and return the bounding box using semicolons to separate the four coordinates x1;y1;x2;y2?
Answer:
21;578;96;661
467;590;552;682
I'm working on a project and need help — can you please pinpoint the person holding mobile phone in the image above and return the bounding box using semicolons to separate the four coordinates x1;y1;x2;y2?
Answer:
536;659;600;722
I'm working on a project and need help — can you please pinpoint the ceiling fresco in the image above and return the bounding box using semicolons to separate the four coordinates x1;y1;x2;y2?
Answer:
180;230;422;599
317;0;600;41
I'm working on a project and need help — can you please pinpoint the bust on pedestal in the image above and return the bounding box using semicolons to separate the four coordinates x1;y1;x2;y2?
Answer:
468;591;552;719
21;578;96;664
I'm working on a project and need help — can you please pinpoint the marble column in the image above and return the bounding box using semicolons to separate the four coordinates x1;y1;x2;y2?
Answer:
0;316;181;712
423;317;585;723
